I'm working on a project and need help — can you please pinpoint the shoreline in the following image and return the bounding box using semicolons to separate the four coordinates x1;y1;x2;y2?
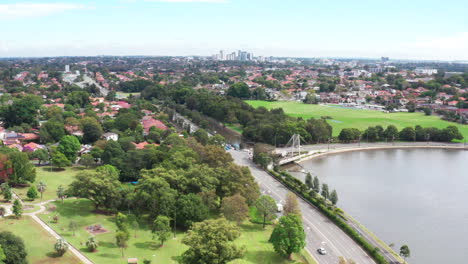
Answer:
295;144;467;164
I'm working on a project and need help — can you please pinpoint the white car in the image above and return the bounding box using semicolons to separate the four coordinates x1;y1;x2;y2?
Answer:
317;247;327;255
276;203;283;212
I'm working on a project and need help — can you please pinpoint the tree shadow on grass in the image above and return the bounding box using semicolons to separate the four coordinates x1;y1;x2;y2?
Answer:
98;252;121;258
98;241;118;249
239;223;265;232
243;250;291;264
171;255;183;263
54;200;94;217
134;241;160;250
45;251;61;258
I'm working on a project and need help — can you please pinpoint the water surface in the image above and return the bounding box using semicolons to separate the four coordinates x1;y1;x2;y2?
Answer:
288;148;468;264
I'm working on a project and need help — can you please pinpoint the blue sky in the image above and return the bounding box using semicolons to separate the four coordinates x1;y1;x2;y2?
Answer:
1;0;467;60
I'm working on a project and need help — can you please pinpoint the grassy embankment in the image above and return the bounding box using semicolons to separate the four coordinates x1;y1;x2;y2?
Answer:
246;100;468;140
38;199;315;264
0;216;80;264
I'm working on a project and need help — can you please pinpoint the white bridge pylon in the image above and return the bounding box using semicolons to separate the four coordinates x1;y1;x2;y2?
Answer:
284;134;302;158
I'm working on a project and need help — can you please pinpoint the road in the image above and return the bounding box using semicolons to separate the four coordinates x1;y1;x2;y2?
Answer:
76;75;109;96
229;150;375;264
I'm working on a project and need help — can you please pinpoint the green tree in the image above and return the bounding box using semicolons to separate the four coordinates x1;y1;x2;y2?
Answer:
3;187;11;202
67;90;90;108
86;237;99;252
80;154;95;168
321;184;329;200
115;213;129;233
26;186;39;200
0;245;5;263
305;173;312;189
384;125;399;141
0;231;28;264
181;218;245;264
54;239;68;257
12;199;22;218
115;231;129;257
57;185;66;203
68;220;78;236
0;94;42;128
312;176;320;194
39;120;65;143
31;149;49;165
51;151;71;169
67;167;121;210
255;195;277;228
227;82;251;99
37;181;47;200
152;215;171;246
0;148;36;185
283;192;301;216
193;129;210;145
330;189;338;205
269;214;306;259
399;127;415;141
57;135;81;163
400;245;410;263
221;194;249;225
176;193;209;229
81;117;103;144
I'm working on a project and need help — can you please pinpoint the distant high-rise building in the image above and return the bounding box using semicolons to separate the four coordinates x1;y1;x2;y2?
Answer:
381;57;389;63
65;65;70;72
219;50;224;60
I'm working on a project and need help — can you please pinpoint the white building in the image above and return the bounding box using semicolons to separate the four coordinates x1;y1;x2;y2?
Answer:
414;68;438;75
65;65;70;73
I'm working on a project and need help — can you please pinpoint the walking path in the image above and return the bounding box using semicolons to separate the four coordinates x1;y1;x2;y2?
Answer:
3;193;94;264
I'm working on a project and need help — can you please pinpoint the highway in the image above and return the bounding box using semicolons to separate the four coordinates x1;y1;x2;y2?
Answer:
229;150;375;264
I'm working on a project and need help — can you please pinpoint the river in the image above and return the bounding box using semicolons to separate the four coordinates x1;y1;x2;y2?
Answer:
285;148;468;264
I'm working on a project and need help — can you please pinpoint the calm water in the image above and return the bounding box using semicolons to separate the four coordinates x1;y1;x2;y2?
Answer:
288;148;468;264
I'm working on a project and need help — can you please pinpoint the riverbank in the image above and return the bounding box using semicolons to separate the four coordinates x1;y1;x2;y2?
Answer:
285;142;468;164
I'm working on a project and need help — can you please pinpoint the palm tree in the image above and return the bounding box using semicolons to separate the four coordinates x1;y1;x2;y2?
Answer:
86;236;99;252
54;238;69;256
37;181;47;201
56;185;65;203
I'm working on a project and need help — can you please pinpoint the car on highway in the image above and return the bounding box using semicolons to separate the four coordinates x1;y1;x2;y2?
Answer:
317;247;327;255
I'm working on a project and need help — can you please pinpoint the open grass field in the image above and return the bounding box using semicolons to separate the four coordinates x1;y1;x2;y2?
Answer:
246;100;468;139
0;216;80;264
39;199;315;264
14;166;91;202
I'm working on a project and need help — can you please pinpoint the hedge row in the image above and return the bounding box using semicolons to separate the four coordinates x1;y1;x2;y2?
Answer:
268;169;389;264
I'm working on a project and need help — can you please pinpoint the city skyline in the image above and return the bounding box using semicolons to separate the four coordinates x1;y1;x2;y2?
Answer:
1;0;467;60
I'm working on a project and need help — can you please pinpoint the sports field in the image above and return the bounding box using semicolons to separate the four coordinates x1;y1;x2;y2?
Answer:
246;100;468;139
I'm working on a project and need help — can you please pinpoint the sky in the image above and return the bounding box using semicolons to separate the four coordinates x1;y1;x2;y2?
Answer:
0;0;467;60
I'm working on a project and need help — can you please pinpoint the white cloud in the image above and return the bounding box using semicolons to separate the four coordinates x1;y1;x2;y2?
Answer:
145;0;228;3
0;3;86;19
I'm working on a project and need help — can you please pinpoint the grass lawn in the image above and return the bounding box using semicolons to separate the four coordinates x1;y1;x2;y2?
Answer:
246;100;468;139
14;166;91;202
225;123;244;134
39;199;315;264
0;216;80;264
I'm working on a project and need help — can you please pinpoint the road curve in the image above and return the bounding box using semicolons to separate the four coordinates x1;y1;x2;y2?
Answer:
229;150;375;264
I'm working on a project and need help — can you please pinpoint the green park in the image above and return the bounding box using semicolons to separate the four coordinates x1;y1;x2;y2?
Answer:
1;162;315;264
246;100;468;139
